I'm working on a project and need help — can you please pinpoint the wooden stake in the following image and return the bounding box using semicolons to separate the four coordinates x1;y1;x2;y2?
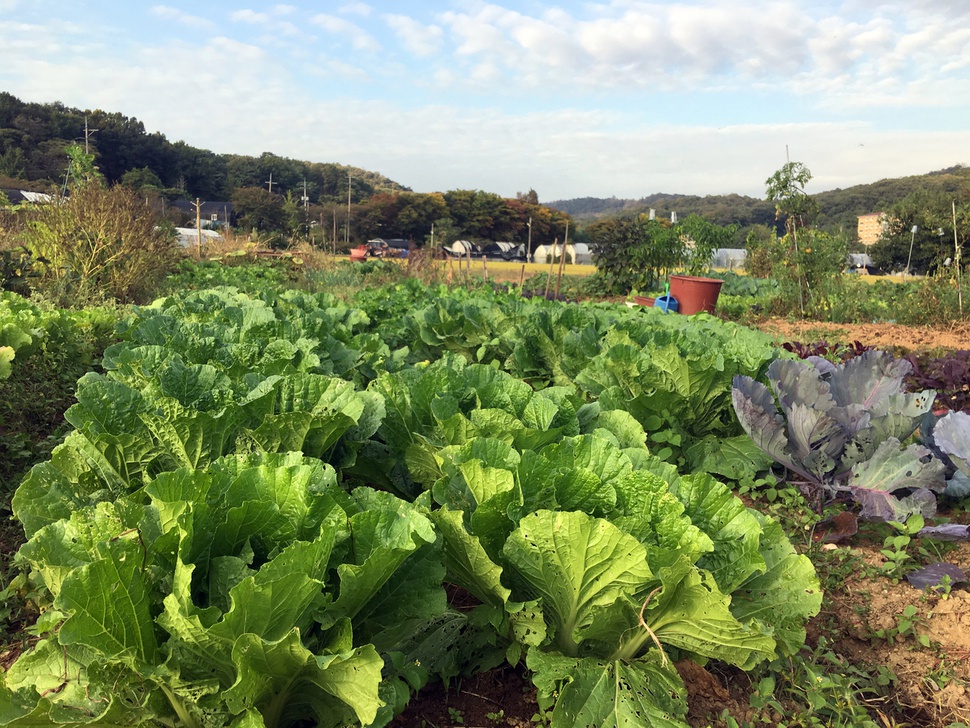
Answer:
483;255;488;283
518;264;525;290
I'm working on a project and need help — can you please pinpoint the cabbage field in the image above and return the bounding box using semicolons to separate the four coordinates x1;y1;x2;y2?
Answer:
0;273;967;727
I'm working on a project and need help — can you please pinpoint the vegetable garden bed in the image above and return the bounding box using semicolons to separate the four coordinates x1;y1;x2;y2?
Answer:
0;277;967;728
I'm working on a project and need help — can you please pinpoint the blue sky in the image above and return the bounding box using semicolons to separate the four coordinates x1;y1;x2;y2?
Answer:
2;0;968;201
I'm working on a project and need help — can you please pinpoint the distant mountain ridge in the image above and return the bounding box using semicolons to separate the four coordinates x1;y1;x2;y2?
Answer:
0;91;408;203
548;166;970;234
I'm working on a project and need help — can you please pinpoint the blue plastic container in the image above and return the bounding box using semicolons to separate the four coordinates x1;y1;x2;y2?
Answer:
653;295;679;313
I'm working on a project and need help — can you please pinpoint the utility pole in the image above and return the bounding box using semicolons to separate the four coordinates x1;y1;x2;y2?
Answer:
346;172;352;247
300;178;310;240
192;198;204;259
83;116;98;154
527;216;532;263
265;173;274;194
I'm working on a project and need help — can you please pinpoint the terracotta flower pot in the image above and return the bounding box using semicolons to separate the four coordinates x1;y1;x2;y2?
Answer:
668;275;723;315
633;296;655;307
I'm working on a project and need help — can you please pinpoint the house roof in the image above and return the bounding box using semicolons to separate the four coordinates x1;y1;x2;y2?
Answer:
175;227;224;248
1;188;53;204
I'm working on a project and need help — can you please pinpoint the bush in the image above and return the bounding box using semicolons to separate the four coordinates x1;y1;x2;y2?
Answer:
745;228;849;317
17;184;179;305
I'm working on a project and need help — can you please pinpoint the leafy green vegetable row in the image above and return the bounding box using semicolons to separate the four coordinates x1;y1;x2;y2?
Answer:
0;292;117;381
3;283;819;727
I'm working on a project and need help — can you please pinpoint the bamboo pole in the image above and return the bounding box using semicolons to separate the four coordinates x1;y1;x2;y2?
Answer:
518;264;525;291
483;255;488;283
955;200;963;315
544;238;558;298
555;221;569;299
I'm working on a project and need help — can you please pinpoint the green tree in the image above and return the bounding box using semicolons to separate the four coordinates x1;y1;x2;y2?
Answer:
677;214;737;275
231;186;285;235
588;215;683;294
764;161;823;314
741;224;778;278
282;190;303;242
120;166;163;192
395;192;448;243
0;146;26;179
870;191;970;275
65;144;102;188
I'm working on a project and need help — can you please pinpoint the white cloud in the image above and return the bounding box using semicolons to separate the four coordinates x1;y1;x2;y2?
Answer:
384;14;443;57
427;1;969;104
310;13;381;52
231;9;270;24
151;5;216;30
3;1;969;202
230;7;309;42
0;19;98;59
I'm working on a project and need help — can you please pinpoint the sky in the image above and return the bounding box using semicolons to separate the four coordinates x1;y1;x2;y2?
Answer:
2;0;969;201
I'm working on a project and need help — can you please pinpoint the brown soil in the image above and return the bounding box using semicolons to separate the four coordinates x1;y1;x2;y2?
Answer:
388;666;540;728
817;539;970;727
752;318;970;353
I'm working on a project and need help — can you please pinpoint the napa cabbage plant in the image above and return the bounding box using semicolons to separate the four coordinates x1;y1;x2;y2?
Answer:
361;353;649;498
732;351;944;520
574;321;781;469
3;452;446;727
426;435;820;728
12;369;384;538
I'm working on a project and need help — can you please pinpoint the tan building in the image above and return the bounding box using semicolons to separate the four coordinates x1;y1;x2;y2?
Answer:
857;212;887;246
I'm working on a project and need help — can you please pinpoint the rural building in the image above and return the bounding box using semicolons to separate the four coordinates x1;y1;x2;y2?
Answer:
175;227;224;248
711;248;747;269
1;188;53;205
531;243;591;265
857;212;887;246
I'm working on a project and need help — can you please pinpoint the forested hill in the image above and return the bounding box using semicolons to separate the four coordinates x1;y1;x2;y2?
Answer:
549;166;970;233
0;92;409;203
548;193;777;230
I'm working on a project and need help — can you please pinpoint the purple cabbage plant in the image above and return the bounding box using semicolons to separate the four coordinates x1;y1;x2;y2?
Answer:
927;409;970;499
732;351;945;521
